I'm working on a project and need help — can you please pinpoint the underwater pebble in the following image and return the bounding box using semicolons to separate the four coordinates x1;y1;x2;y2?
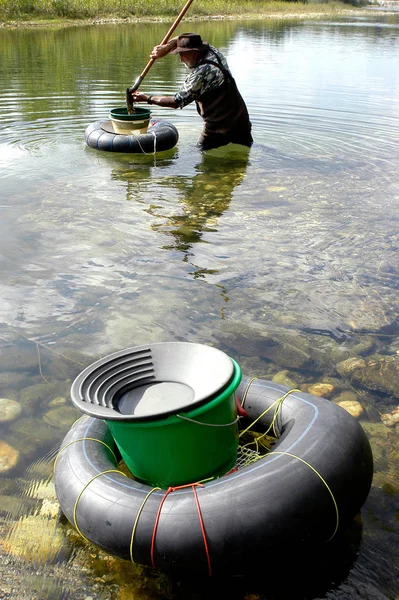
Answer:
42;406;79;429
0;398;22;423
307;383;335;398
336;357;367;376
271;370;298;389
0;441;20;473
336;400;364;419
381;407;399;428
49;396;67;407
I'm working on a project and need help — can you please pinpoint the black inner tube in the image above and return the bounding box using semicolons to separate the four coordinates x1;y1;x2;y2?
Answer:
85;119;179;153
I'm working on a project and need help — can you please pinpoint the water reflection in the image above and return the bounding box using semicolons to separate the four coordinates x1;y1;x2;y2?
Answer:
156;148;250;263
113;146;250;278
173;518;364;599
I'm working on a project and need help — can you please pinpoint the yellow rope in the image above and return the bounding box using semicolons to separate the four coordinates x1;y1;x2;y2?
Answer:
36;342;51;384
239;389;301;439
239;382;339;540
269;451;339;542
53;436;118;471
129;487;161;563
73;469;128;542
197;476;214;484
240;376;258;406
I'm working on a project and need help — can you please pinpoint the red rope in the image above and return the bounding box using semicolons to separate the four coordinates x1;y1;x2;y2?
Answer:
150;482;212;576
150;486;173;567
192;484;212;576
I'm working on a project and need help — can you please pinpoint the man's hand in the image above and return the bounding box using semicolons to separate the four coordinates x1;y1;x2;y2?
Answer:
150;44;170;59
132;92;148;103
150;39;177;60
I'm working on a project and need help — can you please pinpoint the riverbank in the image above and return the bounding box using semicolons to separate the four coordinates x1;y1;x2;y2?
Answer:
0;4;390;29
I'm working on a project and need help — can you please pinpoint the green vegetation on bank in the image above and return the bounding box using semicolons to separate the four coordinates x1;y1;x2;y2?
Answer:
0;0;363;23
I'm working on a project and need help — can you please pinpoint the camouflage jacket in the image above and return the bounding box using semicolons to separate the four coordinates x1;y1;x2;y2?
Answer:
174;46;232;108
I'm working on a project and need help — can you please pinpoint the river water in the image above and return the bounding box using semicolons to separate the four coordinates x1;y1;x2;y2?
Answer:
0;11;398;600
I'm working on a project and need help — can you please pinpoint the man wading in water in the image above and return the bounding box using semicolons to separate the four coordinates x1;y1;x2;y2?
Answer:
131;33;253;151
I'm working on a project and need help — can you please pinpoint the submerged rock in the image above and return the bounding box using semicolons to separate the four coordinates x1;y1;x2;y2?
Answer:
0;347;40;372
351;336;377;356
0;371;30;388
0;441;20;474
218;328;346;373
0;398;22;423
380;407;399;428
336;357;367;376
19;382;58;414
336;354;399;398
271;370;299;389
49;396;67;407
307;383;335;398
361;421;397;439
336;399;364;419
7;417;61;459
42;406;79;429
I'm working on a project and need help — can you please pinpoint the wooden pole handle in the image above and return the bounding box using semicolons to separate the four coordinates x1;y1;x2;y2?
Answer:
138;0;195;81
127;0;195;111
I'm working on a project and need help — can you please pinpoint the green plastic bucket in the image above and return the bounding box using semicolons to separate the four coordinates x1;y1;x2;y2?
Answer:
109;106;151;134
106;359;242;488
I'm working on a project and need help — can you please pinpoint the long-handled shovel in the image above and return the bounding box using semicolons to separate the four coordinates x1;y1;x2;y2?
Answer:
126;0;195;114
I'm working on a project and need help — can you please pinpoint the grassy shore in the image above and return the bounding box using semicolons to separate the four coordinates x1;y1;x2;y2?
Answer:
0;1;370;27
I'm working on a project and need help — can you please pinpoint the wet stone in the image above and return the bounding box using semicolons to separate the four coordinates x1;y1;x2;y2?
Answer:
336;357;367;376
271;370;299;389
307;383;335;398
4;436;39;462
381;407;399;428
361;421;397;440
0;347;40;372
336;354;399;399
0;371;30;387
8;417;61;452
42;406;80;429
49;396;67;407
351;336;377;356
0;398;22;423
44;353;88;381
336;399;364;419
19;382;58;414
0;441;20;474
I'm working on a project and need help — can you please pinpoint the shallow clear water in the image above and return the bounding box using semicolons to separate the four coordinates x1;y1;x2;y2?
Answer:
0;12;398;600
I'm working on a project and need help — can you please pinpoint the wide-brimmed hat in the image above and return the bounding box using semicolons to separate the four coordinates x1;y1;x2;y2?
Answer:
170;33;209;54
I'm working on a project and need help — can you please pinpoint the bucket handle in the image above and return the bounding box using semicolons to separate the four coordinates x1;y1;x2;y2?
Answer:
176;414;241;427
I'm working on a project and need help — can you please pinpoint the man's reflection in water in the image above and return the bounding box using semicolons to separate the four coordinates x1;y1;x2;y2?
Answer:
156;146;251;270
111;145;250;282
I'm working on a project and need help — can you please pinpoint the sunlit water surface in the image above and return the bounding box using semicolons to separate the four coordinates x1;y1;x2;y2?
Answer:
0;12;398;600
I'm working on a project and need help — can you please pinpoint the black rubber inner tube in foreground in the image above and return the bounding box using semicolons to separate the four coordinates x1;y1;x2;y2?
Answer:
54;376;373;575
85;119;179;153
